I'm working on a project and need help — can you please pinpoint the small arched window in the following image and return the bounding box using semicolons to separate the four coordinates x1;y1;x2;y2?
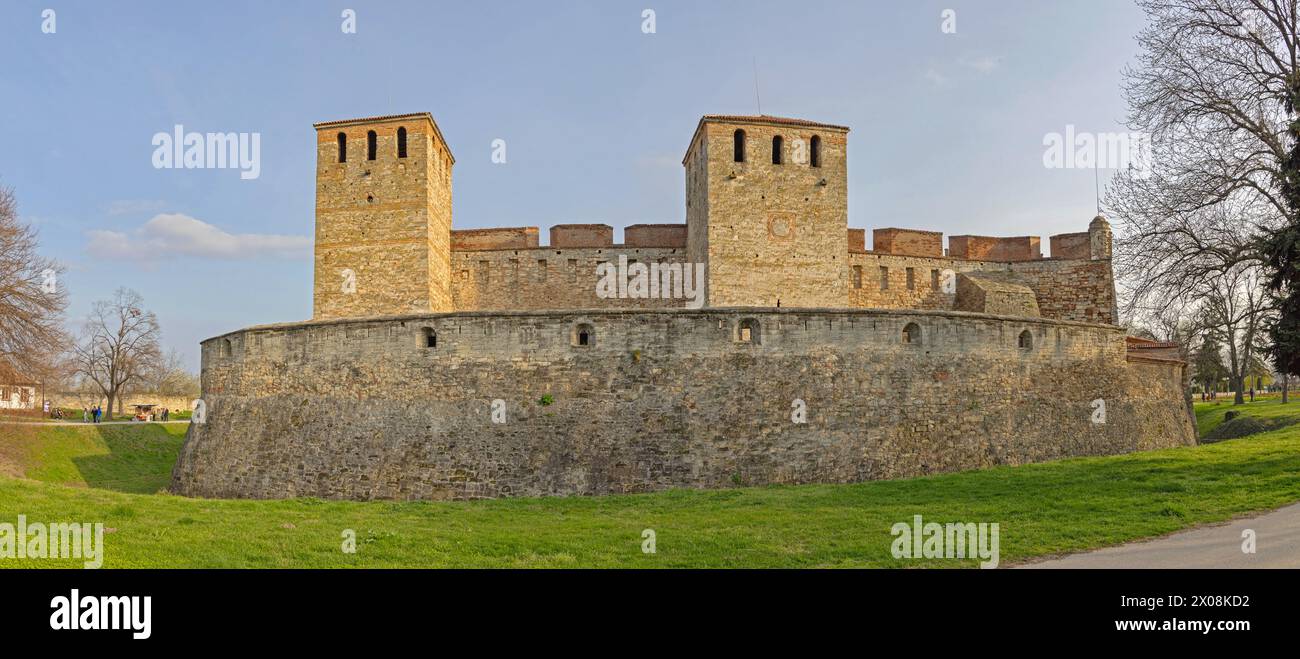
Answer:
810;135;821;168
221;338;233;357
572;323;594;347
772;135;783;164
367;130;377;160
336;132;347;163
902;323;921;345
1018;330;1033;351
737;318;761;344
397;127;408;158
733;129;746;162
422;327;436;349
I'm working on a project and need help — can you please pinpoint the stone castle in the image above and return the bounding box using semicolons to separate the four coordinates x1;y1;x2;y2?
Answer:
171;112;1196;501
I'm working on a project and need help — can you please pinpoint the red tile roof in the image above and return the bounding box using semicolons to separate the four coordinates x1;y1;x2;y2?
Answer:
698;114;850;131
312;112;435;128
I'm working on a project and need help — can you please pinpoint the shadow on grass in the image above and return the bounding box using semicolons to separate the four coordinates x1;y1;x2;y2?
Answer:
60;424;186;494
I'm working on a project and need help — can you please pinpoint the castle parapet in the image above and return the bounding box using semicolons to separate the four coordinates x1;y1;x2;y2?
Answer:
948;235;1042;261
452;227;539;251
551;224;613;248
624;224;687;248
873;228;943;257
848;228;866;252
1049;232;1090;259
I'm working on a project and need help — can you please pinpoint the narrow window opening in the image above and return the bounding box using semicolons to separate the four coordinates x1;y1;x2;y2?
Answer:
572;323;595;347
737;318;761;344
423;327;437;348
1019;330;1033;350
810;135;822;167
772;135;784;164
733;129;746;162
397;127;408;158
903;323;921;345
337;132;347;163
906;267;916;290
879;266;889;291
367;130;377;160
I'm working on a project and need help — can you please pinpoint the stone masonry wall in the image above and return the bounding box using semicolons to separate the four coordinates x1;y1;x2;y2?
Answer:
171;308;1195;501
845;251;1116;324
313;114;453;318
450;246;691;310
687;119;850;307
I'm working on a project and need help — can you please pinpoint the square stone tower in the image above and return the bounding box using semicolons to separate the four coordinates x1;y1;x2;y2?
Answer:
683;115;849;307
312;113;454;319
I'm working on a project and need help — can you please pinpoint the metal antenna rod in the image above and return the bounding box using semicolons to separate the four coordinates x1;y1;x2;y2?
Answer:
753;57;762;115
1095;160;1100;214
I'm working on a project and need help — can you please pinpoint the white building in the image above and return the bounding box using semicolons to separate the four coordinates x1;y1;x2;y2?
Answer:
0;382;38;410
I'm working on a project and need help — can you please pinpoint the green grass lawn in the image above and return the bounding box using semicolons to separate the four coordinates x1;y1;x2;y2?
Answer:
1;403;1299;568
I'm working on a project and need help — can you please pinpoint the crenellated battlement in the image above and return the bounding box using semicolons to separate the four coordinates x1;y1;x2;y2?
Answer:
453;223;1104;260
309;111;1117;325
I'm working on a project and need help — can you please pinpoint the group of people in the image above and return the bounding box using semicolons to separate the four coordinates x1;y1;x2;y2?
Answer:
82;406;104;423
59;405;176;423
1199;388;1259;402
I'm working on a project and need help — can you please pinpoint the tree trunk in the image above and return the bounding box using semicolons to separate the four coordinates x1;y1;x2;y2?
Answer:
1284;375;1290;404
1234;376;1245;405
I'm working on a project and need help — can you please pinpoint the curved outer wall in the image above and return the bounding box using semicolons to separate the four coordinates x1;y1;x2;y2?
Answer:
170;308;1196;500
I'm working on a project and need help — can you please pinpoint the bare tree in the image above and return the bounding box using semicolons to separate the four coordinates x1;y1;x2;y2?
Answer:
134;347;198;399
1116;0;1298;227
72;288;161;419
0;186;68;385
1106;1;1300;404
1199;264;1273;403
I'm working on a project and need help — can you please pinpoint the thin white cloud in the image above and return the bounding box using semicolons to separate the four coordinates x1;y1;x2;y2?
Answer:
87;213;310;261
958;53;1004;74
925;53;1003;87
105;199;167;216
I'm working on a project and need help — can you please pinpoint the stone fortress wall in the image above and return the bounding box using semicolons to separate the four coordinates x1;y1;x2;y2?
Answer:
171;307;1194;500
170;111;1194;501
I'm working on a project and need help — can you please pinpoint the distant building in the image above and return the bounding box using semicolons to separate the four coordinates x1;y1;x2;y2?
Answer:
0;381;38;411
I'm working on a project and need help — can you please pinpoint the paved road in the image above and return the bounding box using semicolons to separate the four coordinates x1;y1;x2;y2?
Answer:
1020;502;1300;568
0;420;190;426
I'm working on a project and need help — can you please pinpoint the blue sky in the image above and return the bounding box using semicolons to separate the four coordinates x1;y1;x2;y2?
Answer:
0;0;1147;370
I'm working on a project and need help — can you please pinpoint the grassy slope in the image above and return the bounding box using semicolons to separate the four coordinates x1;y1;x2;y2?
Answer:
0;403;1298;568
1194;398;1300;435
0;423;185;494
